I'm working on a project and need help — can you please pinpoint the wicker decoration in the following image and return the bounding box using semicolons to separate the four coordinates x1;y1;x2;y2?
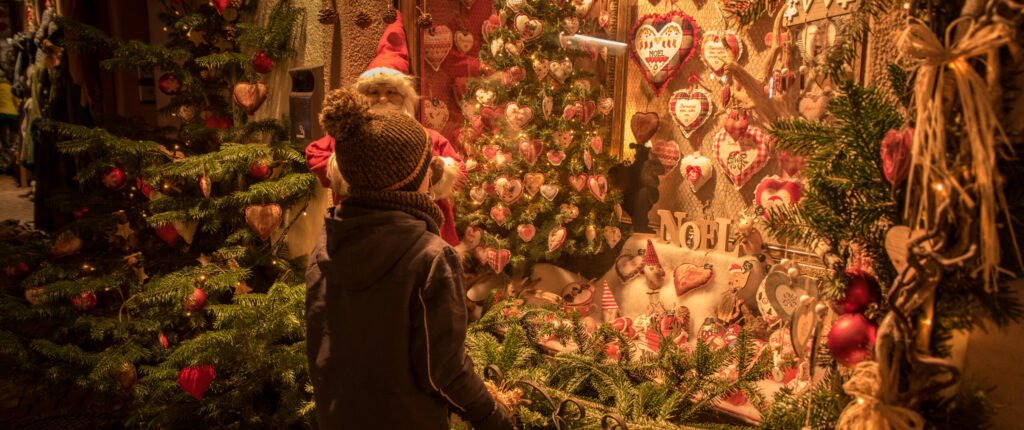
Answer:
318;0;337;25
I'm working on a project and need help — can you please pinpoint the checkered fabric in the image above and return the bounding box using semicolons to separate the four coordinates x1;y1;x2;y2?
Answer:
713;127;771;188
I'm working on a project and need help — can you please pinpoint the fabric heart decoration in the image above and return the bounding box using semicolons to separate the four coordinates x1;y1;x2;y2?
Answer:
505;103;533;130
523;173;545;195
507;0;526;12
581;100;596;124
519;139;543;165
495;176;524;204
199;174;212;198
518;224;536;242
588;174;608;202
505;40;525;57
154;224;180;247
490;248;512;273
469;187;486;203
464;226;482;249
673;263;713;297
423;98;449;131
604;226;622;248
540;184;560;201
560;204;579;220
568;174;588;192
680;152;713;192
583;151;593;170
454;30;474;54
598;97;613;115
533;59;550;80
245;204;283;241
630;112;660;144
548;226;567;252
598;11;611;30
490;37;504;57
591;136;603;153
723;109;749;141
549;59;573;83
798;90;831;121
881;127;913;186
563;17;580;34
423;25;453;72
547;150;566;166
778;150;806;178
461;101;481;122
480;107;501;131
563;102;580;121
652;140;681;170
233;82;268;116
501;67;526;86
630;11;699;95
514;14;544;42
475;89;495;106
481;14;501;38
571;0;595;17
700;31;743;76
179;365;216;399
669;88;713;138
482;145;500;162
713;127;771;188
490;205;511;226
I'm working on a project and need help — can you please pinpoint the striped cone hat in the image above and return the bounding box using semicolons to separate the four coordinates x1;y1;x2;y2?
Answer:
601;281;618;311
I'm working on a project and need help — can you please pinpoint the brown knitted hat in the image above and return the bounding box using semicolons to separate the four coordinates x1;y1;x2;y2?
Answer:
319;89;432;192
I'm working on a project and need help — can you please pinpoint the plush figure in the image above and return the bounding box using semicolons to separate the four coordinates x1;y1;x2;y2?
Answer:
609;142;665;233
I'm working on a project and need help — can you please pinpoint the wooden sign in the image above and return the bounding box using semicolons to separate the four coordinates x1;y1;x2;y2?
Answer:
783;0;859;26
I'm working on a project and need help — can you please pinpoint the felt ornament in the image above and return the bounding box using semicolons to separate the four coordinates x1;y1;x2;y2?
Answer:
494;176;524;204
199;174;212;198
523;173;544;196
505;40;524;57
461;101;481;123
245;203;283;241
568;174;588;192
423;25;453;72
533;58;550;80
505;103;533;130
588;174;608;202
777;150;806;177
669;88;713;137
713;127;771;188
517;224;536;242
72;291;97;311
755;176;803;216
103;166;127;189
629;11;698;95
542;96;553;118
553;132;573;149
571;0;594;17
560;204;580;220
158;73;182;95
604;226;622;248
652;140;681;170
563;17;579;34
481;14;501;38
519;139;543;165
490;205;510;225
463;226;482;249
423;98;449;131
583;151;593;170
205;116;232;133
178;365;216;399
183;287;207;312
700;31;743;75
549;59;573;83
548;226;567;251
630;112;660;144
598;11;611;30
880;127;913;186
540;184;560;201
507;0;525;12
154;223;180;246
489;37;503;57
679;152;713;192
233;82;268;116
798;90;831;121
454;29;474;54
673;263;713;297
547;150;566;166
598;97;613;115
723;109;749;141
514;14;544;42
800;21;838;59
479;107;501;131
489;248;512;273
591;136;603;153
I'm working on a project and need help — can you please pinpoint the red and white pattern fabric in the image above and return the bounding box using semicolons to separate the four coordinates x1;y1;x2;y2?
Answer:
712;127;772;188
601;281;618;310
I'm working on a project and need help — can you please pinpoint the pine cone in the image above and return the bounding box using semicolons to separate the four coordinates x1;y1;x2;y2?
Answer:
318;8;338;25
229;0;243;8
222;25;237;41
416;13;433;29
355;12;372;28
382;7;397;24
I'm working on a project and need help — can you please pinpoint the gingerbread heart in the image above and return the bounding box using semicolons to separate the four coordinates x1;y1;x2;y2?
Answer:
519;139;543;165
514;14;544;42
588;174;608;202
540;184;560;201
669;88;713;138
630;112;660;144
713;127;770;188
233;82;268;115
245;203;283;241
523;173;545;195
583;151;593;170
652;140;681;170
518;224;536;242
680;152;713;192
454;29;474;54
548;226;567;252
423;98;449;131
423;25;453;72
673;263;713;296
505;102;533;130
700;31;743;75
630;11;699;95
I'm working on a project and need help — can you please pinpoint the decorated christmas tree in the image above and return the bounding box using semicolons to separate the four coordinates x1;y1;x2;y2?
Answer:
0;1;315;427
454;0;628;275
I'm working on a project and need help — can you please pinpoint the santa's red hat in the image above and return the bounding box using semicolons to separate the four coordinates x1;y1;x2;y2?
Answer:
644;240;664;275
601;281;618;311
352;10;418;117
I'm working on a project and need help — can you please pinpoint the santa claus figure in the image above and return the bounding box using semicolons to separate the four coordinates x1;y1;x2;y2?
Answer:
306;11;465;246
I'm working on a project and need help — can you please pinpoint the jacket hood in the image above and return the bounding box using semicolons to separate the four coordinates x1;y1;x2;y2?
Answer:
315;205;427;291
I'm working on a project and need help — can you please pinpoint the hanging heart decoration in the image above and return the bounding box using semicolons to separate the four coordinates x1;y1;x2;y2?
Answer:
523;173;545;195
154;224;180;247
598;11;611;30
540;184;560;201
501;67;526;86
680;152;713;192
630;112;660;144
461;101;481;122
713;126;771;188
591;136;603;153
245;203;283;241
490;248;512;273
588;174;608;202
561;204;579;220
481;14;501;38
548;226;567;252
178;365;216;400
518;224;536;242
562;102;579;121
581;100;596;124
755;176;803;217
673;263;714;297
652;140;681;170
604;226;622;248
583;151;593;170
423;98;449;131
568;174;588;192
598;97;614;115
232;82;268;116
630;11;698;95
563;17;580;35
199;174;212;198
505;102;534;130
723;109;749;141
547;150;566;166
469;186;487;203
514;14;544;42
668;88;713;138
490;38;503;58
881;127;914;186
571;0;595;17
759;271;811;322
798;90;831;121
519;139;543;165
475;88;496;106
482;145;500;162
507;0;526;12
542;96;553;118
464;226;483;249
549;59;573;83
495;176;524;204
533;58;550;80
778;150;806;177
423;25;453;72
490;205;511;226
699;31;743;76
454;29;474;54
480;107;501;131
505;40;525;57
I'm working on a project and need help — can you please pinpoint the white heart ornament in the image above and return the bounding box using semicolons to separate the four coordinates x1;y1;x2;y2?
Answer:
588;175;608;202
454;30;474;54
469;186;486;203
548;226;567;252
518;224;536;242
700;31;743;76
630;12;698;95
505;103;534;130
514;14;544;42
563;17;579;34
507;0;526;12
475;89;495;106
505;40;524;57
713;127;771;188
461;101;480;122
680;152;713;192
542;96;553;118
490;38;503;57
669;88;713;138
540;184;560;201
423;26;453;72
533;59;550;80
549;60;572;83
423;98;449;131
604;226;622;248
495;176;524;204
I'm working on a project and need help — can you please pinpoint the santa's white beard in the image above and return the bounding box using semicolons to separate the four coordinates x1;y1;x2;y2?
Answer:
369;102;404;114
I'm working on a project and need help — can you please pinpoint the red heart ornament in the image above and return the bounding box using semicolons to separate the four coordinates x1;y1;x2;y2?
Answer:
548;226;567;252
519;139;543;165
245;204;283;241
178;365;215;399
568;174;588;192
652;140;681;170
423;25;453;72
673;263;713;296
630;112;660;144
495;176;524;204
700;31;743;75
232;82;268;116
755;176;803;217
630;11;699;95
474;246;489;265
505;102;533;130
591;136;603;153
505;40;524;57
723;110;749;141
778;150;806;177
881;127;913;186
155;223;180;246
581;100;596;124
490;205;511;226
588;174;608;202
518;224;536;242
490;248;511;273
480;107;501;131
423;98;449;131
611;317;636;338
713;127;771;188
669;89;713;138
563;102;580;121
547;150;566;166
553;131;573;149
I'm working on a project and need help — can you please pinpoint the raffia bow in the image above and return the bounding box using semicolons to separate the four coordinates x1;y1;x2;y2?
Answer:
896;18;1019;292
836;361;924;430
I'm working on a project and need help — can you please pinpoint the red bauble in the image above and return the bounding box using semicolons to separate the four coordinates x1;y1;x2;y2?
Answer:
835;270;882;314
155;223;180;246
72;292;97;311
205;116;232;130
73;207;89;219
103;167;127;190
183;287;207;312
178;365;216;399
252;51;273;74
249;160;269;178
158;73;182;95
827;313;877;367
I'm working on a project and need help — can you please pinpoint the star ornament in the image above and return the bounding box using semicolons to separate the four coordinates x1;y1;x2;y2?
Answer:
115;222;134;240
234;281;252;295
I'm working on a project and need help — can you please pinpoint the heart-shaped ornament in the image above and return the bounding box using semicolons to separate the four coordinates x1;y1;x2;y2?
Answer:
604;226;622;248
673;263;713;296
490;248;512;273
481;14;501;38
495;176;524;204
505;40;525;57
563;102;580;121
232;82;268;115
178;365;216;400
480;107;501;131
199;174;212;198
423;25;453;72
542;96;553;118
630;112;660;144
591;136;603;153
680;152;713;192
523;173;545;195
514;14;544;42
507;0;526;12
598;97;613;115
669;89;713;138
490;37;503;57
423;98;449;131
454;30;474;54
464;226;482;249
519;139;543;165
505;103;533;130
568;174;588;192
549;59;573;83
798;90;831;121
598;11;611;30
713;127;771;188
469;186;487;203
563;17;580;34
588;174;608;202
652;140;681;170
630;11;699;94
755;176;803;216
518;224;536;242
490;205;511;226
700;31;743;76
540;184;560;201
581;100;596;124
548;226;567;252
881;127;913;186
571;0;595;17
583;151;593;170
723;109;749;141
547;150;566;166
761;271;809;321
461;101;481;122
560;204;579;220
245;204;283;241
533;59;550;80
475;88;496;106
482;145;500;162
778;150;806;177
